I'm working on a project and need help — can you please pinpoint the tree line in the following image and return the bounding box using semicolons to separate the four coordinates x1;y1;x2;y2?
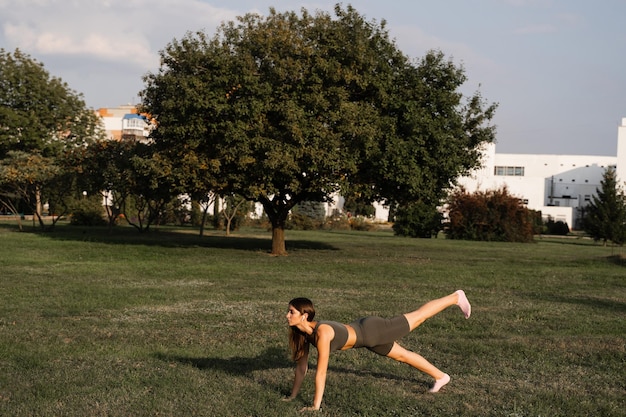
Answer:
1;6;624;252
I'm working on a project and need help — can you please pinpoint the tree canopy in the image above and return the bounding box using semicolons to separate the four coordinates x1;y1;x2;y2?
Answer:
0;48;102;159
140;5;497;254
0;48;104;226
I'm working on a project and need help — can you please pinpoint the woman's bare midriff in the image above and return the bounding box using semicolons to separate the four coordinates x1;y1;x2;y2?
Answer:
341;324;357;350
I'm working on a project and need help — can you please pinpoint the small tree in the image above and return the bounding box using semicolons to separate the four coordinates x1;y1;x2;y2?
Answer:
446;186;535;242
122;149;178;232
72;139;136;230
73;139;178;232
0;151;65;229
221;194;250;236
583;167;626;245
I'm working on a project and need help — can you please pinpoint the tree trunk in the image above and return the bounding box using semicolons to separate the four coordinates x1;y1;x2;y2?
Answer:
35;186;42;218
261;197;291;256
199;203;209;237
271;225;287;256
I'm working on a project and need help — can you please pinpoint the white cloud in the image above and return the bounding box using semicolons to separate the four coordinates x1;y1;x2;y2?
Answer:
4;23;157;68
0;0;238;69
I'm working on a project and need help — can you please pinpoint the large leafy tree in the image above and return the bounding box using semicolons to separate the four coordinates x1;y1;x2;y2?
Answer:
140;5;496;254
0;48;104;225
0;49;102;158
583;167;626;245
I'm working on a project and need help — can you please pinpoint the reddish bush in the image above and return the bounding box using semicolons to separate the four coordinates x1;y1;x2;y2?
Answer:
446;187;537;242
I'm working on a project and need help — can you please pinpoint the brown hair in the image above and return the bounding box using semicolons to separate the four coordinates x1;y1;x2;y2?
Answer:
288;297;316;361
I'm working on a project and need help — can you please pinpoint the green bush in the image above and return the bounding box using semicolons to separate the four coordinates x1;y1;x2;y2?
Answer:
544;218;570;235
393;201;443;238
70;197;107;226
343;195;376;218
287;201;326;230
287;211;322;230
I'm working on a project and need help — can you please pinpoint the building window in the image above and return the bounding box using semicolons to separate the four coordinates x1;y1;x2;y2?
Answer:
125;118;144;129
494;166;525;176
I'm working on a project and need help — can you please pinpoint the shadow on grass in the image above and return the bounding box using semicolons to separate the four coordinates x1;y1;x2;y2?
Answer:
329;365;430;389
153;347;292;376
607;254;626;267
153;347;428;390
527;292;626;313
0;223;338;252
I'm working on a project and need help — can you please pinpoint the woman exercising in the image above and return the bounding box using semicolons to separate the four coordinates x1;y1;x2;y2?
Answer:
284;290;471;411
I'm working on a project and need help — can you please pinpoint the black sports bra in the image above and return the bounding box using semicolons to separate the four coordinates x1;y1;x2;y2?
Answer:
311;321;349;351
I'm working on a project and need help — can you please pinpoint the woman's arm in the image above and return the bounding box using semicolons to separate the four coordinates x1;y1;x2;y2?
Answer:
286;345;309;399
305;325;334;411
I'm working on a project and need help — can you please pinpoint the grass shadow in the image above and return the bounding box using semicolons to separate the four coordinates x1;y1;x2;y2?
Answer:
153;346;292;376
525;292;626;313
153;347;428;392
328;364;429;389
1;223;338;252
607;254;626;267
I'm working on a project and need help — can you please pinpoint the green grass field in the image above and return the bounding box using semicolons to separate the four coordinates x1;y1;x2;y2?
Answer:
0;223;624;416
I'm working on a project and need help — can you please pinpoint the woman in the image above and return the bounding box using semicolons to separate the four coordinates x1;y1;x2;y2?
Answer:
284;290;471;411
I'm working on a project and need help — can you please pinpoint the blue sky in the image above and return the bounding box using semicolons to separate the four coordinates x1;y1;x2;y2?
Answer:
1;0;624;156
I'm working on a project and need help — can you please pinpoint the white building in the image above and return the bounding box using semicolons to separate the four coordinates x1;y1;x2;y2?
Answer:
326;118;626;229
455;118;626;229
96;105;153;142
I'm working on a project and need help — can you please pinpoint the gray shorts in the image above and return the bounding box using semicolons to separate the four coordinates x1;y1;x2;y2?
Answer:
349;315;410;356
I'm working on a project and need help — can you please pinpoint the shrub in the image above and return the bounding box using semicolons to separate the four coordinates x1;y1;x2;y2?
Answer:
70;197;107;226
350;216;377;231
544;218;570;235
393;201;443;238
287;211;322;230
287;201;326;230
343;195;376;218
323;210;351;230
446;186;535;242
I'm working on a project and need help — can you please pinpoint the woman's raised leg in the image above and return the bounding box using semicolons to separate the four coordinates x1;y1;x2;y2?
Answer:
403;290;471;331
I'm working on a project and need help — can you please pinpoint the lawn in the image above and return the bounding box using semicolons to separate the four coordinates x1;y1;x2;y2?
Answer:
0;223;624;416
